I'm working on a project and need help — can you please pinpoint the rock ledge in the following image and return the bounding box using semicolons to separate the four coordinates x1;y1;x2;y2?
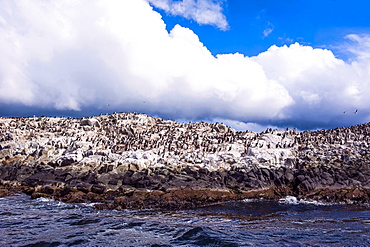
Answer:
1;113;370;209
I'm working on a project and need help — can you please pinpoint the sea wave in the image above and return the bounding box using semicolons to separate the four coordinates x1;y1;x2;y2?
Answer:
241;198;255;202
278;196;328;206
36;197;55;202
2;194;370;246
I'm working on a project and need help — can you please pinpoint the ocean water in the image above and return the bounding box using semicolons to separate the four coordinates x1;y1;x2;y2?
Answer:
0;194;369;247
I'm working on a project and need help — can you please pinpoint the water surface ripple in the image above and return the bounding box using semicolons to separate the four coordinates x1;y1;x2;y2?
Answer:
1;194;369;246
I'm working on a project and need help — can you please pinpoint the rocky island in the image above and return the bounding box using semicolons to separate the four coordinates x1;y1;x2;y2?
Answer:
0;112;369;210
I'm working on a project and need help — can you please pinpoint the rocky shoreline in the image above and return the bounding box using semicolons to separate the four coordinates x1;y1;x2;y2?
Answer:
1;112;370;209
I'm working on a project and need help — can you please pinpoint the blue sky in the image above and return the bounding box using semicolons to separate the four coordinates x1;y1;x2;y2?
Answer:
0;0;370;131
155;0;370;59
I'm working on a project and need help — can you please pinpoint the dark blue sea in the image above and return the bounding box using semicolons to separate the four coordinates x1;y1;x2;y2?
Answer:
1;194;369;246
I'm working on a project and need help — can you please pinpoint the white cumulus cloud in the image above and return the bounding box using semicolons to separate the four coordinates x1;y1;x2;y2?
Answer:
148;0;228;30
0;0;369;130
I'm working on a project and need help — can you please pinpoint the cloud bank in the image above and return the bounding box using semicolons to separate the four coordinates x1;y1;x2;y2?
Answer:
0;0;370;131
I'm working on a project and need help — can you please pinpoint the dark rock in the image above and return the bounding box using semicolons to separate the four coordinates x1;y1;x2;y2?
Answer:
24;171;56;186
80;118;100;127
31;192;50;199
76;183;92;193
148;174;167;186
0;188;8;197
63;191;87;203
91;184;106;194
284;171;294;184
40;185;57;195
60;158;75;167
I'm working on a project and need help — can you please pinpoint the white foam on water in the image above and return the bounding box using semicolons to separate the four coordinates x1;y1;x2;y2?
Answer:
278;196;328;206
36;197;55;202
242;198;260;203
278;196;299;204
81;202;100;208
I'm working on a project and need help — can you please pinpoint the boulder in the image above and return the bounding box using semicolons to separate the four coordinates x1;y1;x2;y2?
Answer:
80;118;100;127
